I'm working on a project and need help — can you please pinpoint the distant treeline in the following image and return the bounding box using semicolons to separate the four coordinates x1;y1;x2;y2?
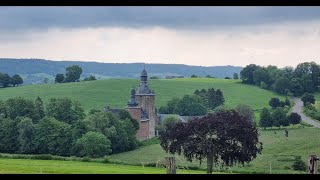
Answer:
240;61;320;96
0;58;242;81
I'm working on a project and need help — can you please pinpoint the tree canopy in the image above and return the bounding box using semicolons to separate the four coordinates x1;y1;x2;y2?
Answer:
160;109;262;174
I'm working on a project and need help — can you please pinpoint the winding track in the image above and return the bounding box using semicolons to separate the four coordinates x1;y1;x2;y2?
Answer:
292;98;320;128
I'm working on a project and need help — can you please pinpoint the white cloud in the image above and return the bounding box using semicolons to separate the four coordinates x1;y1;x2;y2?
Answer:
1;20;320;67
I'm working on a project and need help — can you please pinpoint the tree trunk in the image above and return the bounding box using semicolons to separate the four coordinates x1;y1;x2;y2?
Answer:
165;157;176;174
308;155;318;174
207;153;214;174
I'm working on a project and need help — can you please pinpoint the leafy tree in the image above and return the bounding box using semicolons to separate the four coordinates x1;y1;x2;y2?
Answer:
191;74;198;78
34;97;45;123
290;78;304;96
269;98;281;109
274;77;291;95
233;73;239;79
5;97;37;121
85;112;138;154
10;74;23;86
162;115;179;128
160;109;262;174
34;117;73;156
259;107;272;129
65;65;83;82
0;117;20;153
17;117;36;154
0;73;11;88
260;81;268;89
301;93;315;106
46;98;85;124
116;109;139;131
75;131;112;158
195;88;225;111
0;100;7;118
288;113;301;125
158;97;180;114
88;109;102;115
225;76;231;79
206;75;213;78
235;104;255;123
175;95;207;116
253;68;270;86
55;74;64;83
271;108;288;128
240;64;259;84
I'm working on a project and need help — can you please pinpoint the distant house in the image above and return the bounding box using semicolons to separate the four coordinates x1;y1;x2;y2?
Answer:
165;75;184;79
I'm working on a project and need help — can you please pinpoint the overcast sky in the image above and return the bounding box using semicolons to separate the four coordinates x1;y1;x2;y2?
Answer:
1;6;320;67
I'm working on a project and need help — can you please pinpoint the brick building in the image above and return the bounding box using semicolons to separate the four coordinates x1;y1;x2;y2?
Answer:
106;68;156;141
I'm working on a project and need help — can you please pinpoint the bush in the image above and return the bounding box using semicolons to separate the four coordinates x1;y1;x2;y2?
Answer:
292;156;307;171
82;157;91;162
101;156;110;163
32;154;53;160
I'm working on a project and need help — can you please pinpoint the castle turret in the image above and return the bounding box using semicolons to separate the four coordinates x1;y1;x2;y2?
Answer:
135;68;156;139
127;88;138;107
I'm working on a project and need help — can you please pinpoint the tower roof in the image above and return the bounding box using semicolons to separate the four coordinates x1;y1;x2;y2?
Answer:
141;68;147;76
127;88;138;107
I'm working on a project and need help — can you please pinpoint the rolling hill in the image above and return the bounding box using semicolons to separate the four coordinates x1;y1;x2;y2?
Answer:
0;58;242;84
0;78;284;113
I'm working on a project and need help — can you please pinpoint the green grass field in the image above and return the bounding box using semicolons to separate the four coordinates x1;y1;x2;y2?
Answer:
0;78;284;113
0;158;208;174
109;127;320;174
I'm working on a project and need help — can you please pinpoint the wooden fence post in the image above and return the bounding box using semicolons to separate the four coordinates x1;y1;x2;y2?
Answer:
308;155;319;174
165;157;176;174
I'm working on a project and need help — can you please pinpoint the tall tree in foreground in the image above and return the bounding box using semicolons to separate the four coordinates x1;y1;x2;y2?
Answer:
160;109;262;174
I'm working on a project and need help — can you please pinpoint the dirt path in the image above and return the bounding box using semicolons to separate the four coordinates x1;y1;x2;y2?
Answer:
292;98;320;128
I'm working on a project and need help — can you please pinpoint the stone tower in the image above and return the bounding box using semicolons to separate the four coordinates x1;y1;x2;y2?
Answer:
125;68;156;140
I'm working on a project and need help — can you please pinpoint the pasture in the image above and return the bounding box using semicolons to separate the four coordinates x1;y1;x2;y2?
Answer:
109;127;320;174
0;78;285;113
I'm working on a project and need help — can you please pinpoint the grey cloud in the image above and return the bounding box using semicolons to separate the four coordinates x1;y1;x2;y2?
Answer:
1;6;320;31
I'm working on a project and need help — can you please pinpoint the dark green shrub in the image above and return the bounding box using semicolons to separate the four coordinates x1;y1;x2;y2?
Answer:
292;156;307;171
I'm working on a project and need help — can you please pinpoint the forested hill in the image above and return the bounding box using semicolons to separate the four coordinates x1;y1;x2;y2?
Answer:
0;58;242;84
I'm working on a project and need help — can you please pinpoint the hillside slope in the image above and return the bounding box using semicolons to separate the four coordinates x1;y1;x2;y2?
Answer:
0;58;242;84
0;78;284;113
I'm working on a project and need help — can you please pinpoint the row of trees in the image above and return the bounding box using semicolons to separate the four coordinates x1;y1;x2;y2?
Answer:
0;97;139;158
0;73;23;88
259;107;301;129
240;62;320;96
158;88;225;116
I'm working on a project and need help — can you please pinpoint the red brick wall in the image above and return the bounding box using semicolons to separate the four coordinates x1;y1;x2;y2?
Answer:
125;107;149;140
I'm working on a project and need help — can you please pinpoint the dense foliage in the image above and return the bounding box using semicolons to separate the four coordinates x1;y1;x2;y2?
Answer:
55;65;83;83
0;97;139;158
160;109;262;174
194;88;225;111
0;72;23;88
158;95;207;116
240;62;320;96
